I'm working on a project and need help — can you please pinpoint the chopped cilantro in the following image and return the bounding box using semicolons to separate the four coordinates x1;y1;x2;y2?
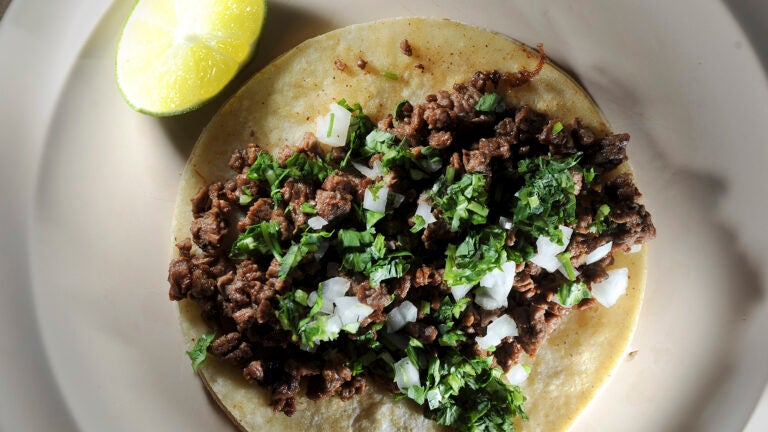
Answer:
400;348;527;431
327;112;335;138
429;173;489;232
246;152;334;206
411;215;427;233
444;227;507;287
186;332;215;372
583;167;596;183
556;251;577;281
551;121;564;135
230;221;282;259
474;93;506;113
512;154;581;244
279;230;334;278
557;281;591;307
336;99;375;168
366;210;386;229
393;99;409;119
238;186;254;205
381;71;398;80
300;202;317;214
589;204;611;233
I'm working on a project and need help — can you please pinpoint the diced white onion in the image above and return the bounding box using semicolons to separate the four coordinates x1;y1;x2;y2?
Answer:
386;300;418;333
451;284;474;301
333;296;374;325
391;193;405;208
414;201;437;225
475;261;517;310
423;159;443;173
314;240;330;260
394;357;421;390
316;103;352;147
585;241;613;265
530;226;574;272
351;160;383;179
505;364;530;385
319;277;350;314
629;244;643;254
324;314;343;336
307;216;328;230
476;314;518;350
363;186;389;213
498;216;514;230
592;268;629;307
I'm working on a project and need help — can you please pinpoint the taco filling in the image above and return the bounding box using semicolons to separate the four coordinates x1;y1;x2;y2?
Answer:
168;65;655;431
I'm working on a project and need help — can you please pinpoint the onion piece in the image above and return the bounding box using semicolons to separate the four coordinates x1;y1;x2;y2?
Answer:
530;226;574;272
423;159;442;173
629;244;643;254
475;261;517;310
318;277;350;314
316;103;352;147
351;160;383;179
414;200;437;225
585;241;613;265
476;314;518;350
591;268;629;307
307;216;328;230
451;284;474;301
498;216;514;230
394;357;421;390
363;185;389;213
333;296;374;326
505;364;530;385
314;240;330;260
386;300;418;333
557;263;580;280
391;193;405;208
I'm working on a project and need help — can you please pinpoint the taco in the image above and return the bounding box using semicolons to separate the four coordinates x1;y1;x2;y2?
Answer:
167;17;655;432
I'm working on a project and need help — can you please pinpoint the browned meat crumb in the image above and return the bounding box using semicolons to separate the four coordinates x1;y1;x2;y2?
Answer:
333;58;346;71
356;57;367;70
400;39;413;56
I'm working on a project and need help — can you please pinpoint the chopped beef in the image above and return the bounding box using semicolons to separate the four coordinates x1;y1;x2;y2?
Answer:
399;39;413;56
168;68;655;418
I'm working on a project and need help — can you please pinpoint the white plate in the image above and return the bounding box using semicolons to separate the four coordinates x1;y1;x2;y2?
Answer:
2;0;768;430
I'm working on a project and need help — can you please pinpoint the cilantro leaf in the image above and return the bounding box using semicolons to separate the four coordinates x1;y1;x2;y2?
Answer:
246;152;334;206
411;215;427;233
300;202;317;214
589;204;611;234
186;332;215;372
512;154;581;243
474;93;506;113
556;251;577;281
429;173;489;232
551;121;564;135
337;99;375;168
279;230;333;277
557;281;591;307
230;221;282;260
444;226;507;287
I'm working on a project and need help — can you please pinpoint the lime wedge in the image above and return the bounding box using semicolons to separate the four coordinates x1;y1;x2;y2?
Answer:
116;0;267;116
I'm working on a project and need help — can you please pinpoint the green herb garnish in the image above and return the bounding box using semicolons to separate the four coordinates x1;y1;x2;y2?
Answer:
381;71;398;80
551;121;564;135
429;173;489;232
512;154;581;244
246;152;334;205
336;99;376;168
300;202;317;214
186;332;215;372
556;251;577;281
557;281;591;307
230;220;282;259
474;93;505;113
589;204;611;234
327;112;335;138
444;226;507;287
